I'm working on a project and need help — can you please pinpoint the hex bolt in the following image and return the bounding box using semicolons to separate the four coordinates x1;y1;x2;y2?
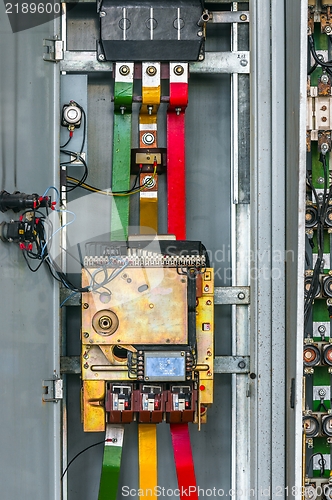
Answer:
83;303;89;309
238;292;245;300
83;332;89;338
204;285;209;292
119;65;130;76
322;106;328;111
318;325;326;333
238;360;246;369
240;14;247;21
148;105;153;116
322;117;328;122
83;352;89;359
146;66;157;76
98;54;105;61
206;300;212;305
100;11;106;17
240;59;248;67
174;65;184;76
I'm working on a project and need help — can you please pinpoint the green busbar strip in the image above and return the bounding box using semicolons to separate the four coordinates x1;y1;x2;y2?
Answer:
310;25;328;87
311;437;330;478
110;80;133;241
98;445;123;500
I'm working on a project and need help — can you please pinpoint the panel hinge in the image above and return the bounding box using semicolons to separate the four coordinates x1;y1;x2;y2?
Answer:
42;378;63;402
43;38;64;63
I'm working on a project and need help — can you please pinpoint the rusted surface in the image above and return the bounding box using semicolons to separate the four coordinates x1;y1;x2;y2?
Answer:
306;131;311;153
82;267;188;345
318;130;332;152
318;76;332;96
308;7;314;35
321;6;332;33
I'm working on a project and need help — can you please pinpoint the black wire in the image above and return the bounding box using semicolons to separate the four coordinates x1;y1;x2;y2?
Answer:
308;61;318;75
309;34;332;68
61;440;106;480
60;134;72;149
306;452;325;477
66;172;153;195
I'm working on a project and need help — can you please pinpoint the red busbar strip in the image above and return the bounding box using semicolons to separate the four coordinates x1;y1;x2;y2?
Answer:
170;423;198;500
167;63;188;240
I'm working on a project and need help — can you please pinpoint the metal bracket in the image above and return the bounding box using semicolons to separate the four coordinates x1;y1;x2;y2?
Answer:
210;11;249;23
61;356;81;374
42;378;63;402
214;286;250;305
60;286;81;306
43;38;64;63
214;356;250;374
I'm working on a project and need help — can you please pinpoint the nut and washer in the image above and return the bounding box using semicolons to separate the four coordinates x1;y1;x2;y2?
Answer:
321;74;329;84
142;132;155;145
240;14;247;21
174;65;184;76
146;65;157;76
119;65;130;76
318;325;326;333
240;59;248;67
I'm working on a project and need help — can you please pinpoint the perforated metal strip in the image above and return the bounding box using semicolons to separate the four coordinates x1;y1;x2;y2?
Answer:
110;63;134;241
167;63;188;240
98;425;124;500
139;62;161;233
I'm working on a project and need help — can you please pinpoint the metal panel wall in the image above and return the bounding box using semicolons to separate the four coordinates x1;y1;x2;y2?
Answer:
0;5;61;500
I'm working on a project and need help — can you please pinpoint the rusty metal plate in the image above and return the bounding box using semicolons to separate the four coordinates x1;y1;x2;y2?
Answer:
82;345;131;381
82;267;188;345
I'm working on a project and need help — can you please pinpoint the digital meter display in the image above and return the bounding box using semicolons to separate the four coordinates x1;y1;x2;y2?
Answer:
144;352;186;381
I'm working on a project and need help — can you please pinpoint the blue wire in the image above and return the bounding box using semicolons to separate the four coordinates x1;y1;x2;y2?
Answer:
40;208;76;258
60;290;78;308
42;186;60;204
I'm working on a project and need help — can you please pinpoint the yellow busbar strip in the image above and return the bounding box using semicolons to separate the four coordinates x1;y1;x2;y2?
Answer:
139;63;161;233
82;380;106;432
138;424;158;498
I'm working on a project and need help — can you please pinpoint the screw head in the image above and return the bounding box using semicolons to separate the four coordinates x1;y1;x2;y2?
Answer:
98;54;105;61
321;74;329;84
238;292;245;300
146;65;157;76
319;388;326;396
174;64;184;76
197;30;203;37
83;363;89;369
83;303;89;309
240;59;248;67
100;11;106;17
238;360;246;369
240;14;247;21
325;25;332;34
318;177;325;184
83;332;89;338
198;54;204;61
119;65;130;76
